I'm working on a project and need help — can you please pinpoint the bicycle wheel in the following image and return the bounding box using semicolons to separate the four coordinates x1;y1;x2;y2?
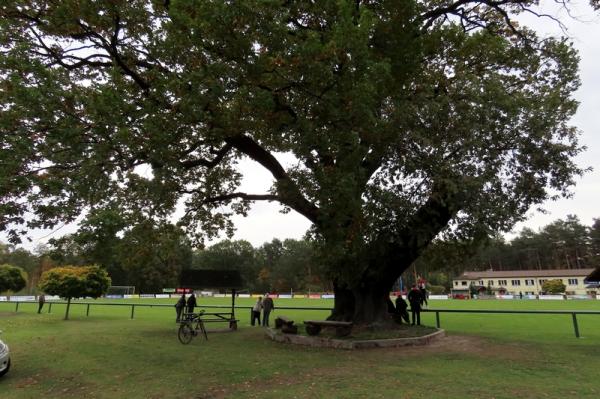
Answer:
178;323;194;344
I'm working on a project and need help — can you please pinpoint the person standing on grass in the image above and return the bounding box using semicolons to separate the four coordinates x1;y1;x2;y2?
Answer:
395;294;410;324
251;296;262;326
419;283;428;308
262;294;275;327
408;285;423;325
37;294;45;314
186;292;197;314
175;294;186;322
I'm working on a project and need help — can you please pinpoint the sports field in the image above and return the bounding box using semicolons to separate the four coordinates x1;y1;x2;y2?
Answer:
1;298;599;398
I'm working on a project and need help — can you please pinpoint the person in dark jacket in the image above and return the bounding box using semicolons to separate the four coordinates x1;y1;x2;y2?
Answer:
186;293;197;314
419;285;428;308
407;285;423;325
395;294;410;324
175;294;186;322
262;294;275;327
38;294;45;314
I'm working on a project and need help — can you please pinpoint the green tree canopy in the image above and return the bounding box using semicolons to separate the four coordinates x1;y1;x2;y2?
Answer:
0;264;28;293
542;279;566;294
116;220;192;293
192;240;259;291
38;265;111;319
0;1;590;323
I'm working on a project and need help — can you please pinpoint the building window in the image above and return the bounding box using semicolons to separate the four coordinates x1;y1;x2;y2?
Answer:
568;278;578;285
487;280;493;286
525;279;534;286
454;281;458;286
461;281;467;286
539;279;547;285
511;280;521;286
498;280;507;286
479;280;484;285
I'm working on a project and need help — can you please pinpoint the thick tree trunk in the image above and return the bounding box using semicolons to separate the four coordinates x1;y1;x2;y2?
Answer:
329;281;391;324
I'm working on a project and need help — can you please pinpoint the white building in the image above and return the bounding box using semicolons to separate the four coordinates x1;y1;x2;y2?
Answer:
452;268;596;296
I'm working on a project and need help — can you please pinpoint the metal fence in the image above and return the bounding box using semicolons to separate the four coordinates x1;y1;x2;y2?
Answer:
3;301;599;338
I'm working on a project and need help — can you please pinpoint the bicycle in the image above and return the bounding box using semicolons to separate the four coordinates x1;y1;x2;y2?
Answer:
178;311;208;344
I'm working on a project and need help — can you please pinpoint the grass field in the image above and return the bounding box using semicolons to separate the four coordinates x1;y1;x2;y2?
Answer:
1;297;599;398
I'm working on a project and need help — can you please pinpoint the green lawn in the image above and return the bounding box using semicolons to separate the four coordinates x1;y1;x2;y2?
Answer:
1;298;599;398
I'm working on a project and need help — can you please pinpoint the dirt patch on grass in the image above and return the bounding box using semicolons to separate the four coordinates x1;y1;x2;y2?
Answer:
0;311;21;317
423;335;530;359
203;334;535;399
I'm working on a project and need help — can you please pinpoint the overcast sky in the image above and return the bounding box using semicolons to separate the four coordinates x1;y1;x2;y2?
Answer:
3;2;599;251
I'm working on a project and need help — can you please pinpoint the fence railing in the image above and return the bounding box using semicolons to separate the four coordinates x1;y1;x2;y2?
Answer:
3;301;599;338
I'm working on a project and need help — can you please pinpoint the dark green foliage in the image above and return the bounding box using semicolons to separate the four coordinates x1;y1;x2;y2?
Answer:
0;263;27;293
413;215;599;290
46;212;193;292
117;221;192;293
0;1;588;322
192;240;259;291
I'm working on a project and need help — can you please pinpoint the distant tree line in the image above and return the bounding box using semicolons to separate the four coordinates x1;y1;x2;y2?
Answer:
2;215;598;294
0;205;330;293
413;215;600;290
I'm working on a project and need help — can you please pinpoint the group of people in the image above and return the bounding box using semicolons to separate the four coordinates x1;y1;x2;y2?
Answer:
174;292;276;327
175;287;425;326
251;295;275;327
174;293;197;322
392;284;428;326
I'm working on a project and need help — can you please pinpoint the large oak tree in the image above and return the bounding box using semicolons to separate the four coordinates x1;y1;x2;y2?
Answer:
0;1;589;323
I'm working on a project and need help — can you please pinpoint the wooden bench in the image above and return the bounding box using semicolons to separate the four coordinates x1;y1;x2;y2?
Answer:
275;316;297;334
304;320;353;337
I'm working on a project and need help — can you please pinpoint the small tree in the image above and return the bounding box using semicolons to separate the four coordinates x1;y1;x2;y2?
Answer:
428;285;446;295
542;279;566;294
0;264;27;293
469;282;478;298
38;266;111;319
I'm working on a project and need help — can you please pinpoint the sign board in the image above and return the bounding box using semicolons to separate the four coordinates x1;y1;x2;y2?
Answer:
162;288;176;293
567;295;590;300
155;294;170;299
12;296;36;301
539;295;564;300
321;294;335;299
496;295;514;300
278;294;293;299
0;296;7;301
428;295;449;300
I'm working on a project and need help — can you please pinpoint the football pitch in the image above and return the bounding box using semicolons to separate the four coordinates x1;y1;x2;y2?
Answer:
1;298;599;398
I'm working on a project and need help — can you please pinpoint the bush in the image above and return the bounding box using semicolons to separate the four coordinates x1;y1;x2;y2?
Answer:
39;265;111;319
428;285;446;294
542;279;566;294
0;264;27;293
